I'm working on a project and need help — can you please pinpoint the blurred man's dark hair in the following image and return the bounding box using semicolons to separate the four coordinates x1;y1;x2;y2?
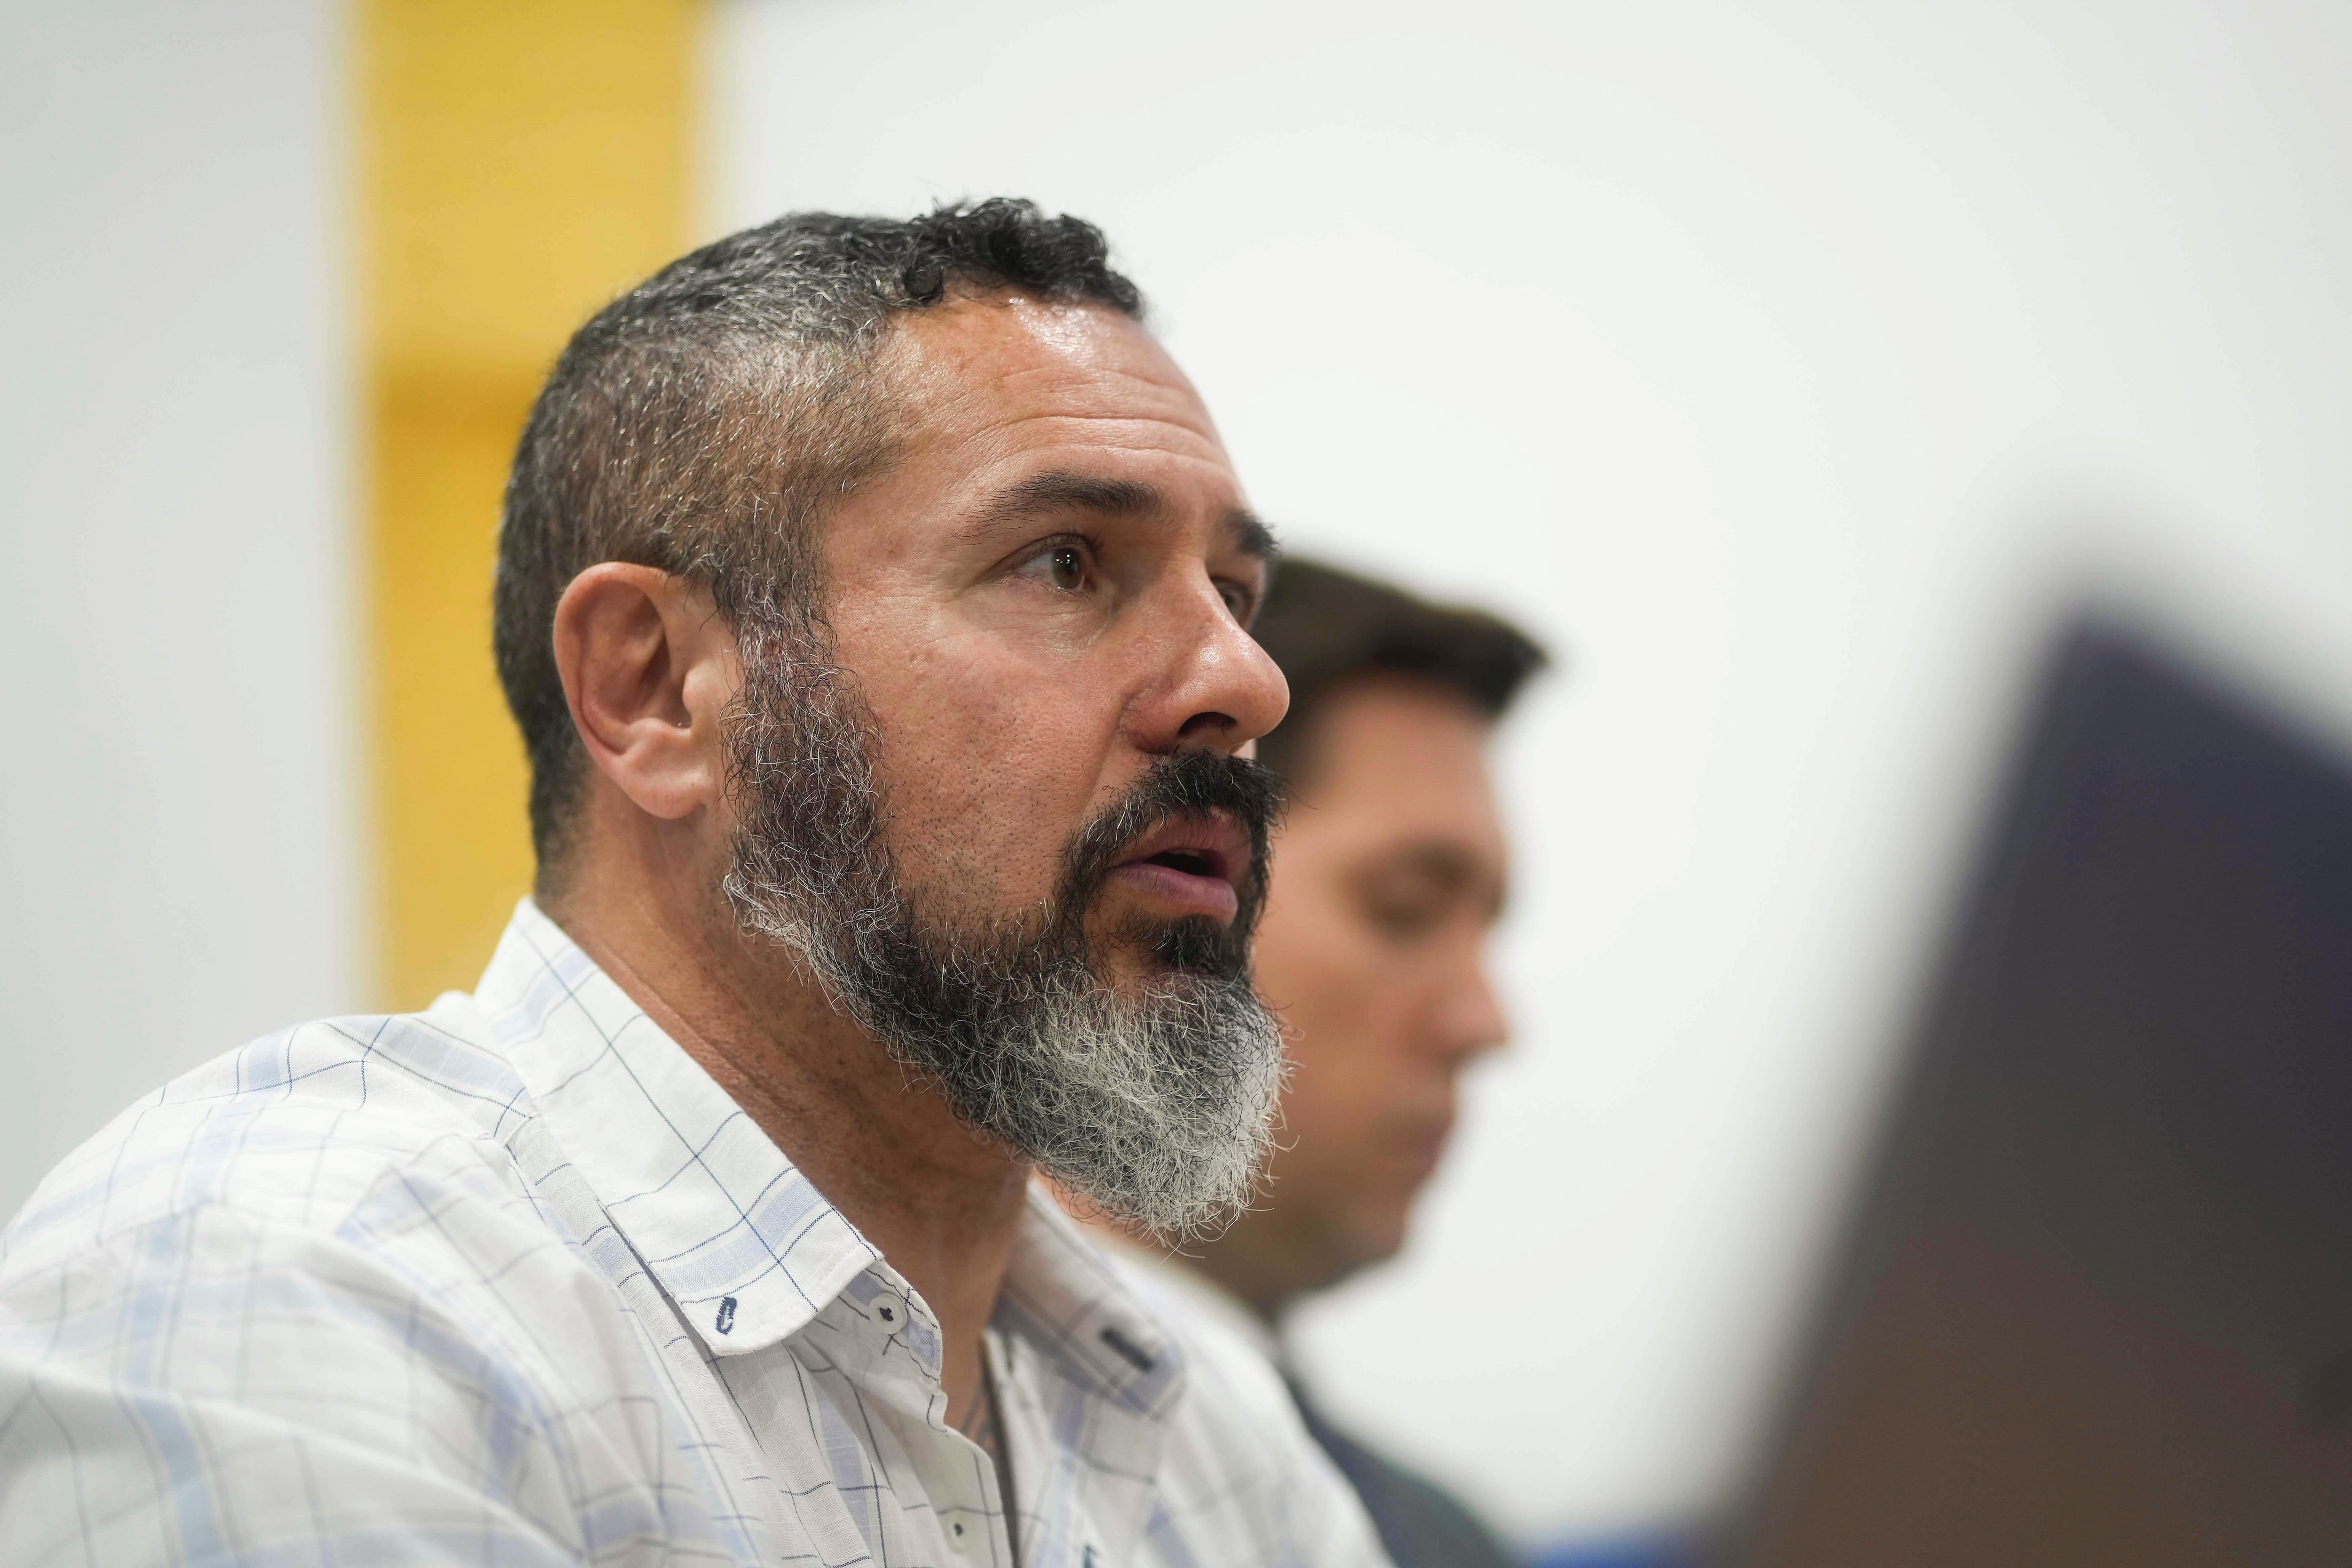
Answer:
1251;557;1547;781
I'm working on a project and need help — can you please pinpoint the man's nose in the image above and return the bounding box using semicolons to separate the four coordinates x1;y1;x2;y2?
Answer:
1133;576;1290;754
1431;952;1511;1067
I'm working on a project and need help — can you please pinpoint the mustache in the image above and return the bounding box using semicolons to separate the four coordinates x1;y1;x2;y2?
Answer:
1058;748;1287;960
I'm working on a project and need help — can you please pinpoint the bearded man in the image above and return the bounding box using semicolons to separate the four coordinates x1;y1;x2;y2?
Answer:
0;202;1388;1568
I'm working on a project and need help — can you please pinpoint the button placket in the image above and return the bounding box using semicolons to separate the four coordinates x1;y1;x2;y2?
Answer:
926;1414;998;1558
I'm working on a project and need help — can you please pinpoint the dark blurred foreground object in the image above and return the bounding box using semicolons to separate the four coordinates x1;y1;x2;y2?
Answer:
1715;617;2352;1566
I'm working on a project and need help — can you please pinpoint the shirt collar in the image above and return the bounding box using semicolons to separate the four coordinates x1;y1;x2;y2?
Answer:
1093;1231;1285;1366
475;898;881;1358
473;898;1196;1423
993;1187;1191;1418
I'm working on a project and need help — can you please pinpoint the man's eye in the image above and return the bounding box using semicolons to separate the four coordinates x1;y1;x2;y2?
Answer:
1018;540;1094;593
1360;888;1449;942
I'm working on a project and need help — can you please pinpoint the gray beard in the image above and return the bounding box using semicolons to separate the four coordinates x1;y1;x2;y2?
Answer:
716;603;1287;1239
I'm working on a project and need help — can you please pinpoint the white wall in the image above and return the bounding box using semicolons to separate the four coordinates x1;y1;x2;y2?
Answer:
0;1;356;1217
710;0;2352;1543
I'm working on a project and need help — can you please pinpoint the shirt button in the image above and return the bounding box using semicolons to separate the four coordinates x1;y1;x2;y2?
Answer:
874;1295;902;1327
948;1518;972;1553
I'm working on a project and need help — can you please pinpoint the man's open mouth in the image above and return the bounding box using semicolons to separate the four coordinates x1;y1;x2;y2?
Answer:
1107;813;1249;924
1141;845;1224;878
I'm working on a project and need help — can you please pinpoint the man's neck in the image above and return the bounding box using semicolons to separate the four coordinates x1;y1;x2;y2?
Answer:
543;871;1030;1425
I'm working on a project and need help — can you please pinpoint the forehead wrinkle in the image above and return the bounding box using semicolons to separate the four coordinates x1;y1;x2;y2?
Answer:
896;301;1216;431
971;337;1227;445
879;304;1255;557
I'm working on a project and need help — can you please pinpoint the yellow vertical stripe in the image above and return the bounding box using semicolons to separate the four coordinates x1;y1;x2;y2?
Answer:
361;0;699;1007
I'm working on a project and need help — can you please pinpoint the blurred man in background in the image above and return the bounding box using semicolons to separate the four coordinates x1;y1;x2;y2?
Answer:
1097;558;1547;1567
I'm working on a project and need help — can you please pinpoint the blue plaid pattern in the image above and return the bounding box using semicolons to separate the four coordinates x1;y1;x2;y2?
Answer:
0;901;1387;1567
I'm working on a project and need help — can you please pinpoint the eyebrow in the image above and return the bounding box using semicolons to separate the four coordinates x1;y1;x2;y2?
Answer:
1365;840;1510;920
1226;508;1279;562
969;470;1279;560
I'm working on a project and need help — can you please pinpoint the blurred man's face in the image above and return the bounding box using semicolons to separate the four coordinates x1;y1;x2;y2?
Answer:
1202;676;1511;1308
716;294;1297;1234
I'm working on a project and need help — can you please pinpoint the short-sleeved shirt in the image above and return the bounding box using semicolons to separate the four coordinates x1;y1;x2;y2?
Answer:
0;899;1389;1568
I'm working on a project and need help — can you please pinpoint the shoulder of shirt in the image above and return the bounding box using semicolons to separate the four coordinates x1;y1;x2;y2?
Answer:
1094;1242;1395;1564
1097;1243;1316;1469
0;992;541;1270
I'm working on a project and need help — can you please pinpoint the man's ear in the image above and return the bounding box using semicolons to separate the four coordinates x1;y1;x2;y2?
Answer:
551;564;737;822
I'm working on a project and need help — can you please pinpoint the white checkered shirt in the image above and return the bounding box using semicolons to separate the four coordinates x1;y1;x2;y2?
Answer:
0;900;1389;1568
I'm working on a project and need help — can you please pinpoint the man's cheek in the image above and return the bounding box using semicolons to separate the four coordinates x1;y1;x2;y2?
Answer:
879;643;1124;902
895;774;1084;914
